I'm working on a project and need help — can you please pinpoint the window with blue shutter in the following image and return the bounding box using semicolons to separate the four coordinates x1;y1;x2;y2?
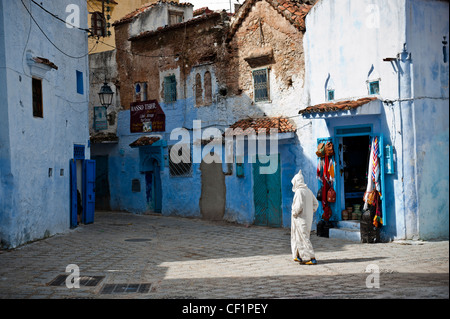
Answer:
164;75;177;103
253;68;269;102
76;70;84;95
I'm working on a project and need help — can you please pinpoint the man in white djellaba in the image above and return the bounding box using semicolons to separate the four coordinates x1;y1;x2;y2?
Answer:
291;170;319;265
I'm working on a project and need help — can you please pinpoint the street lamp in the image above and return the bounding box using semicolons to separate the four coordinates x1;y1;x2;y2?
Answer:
98;81;114;108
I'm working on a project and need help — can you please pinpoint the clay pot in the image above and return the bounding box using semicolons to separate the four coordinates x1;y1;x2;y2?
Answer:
341;210;349;220
346;206;353;213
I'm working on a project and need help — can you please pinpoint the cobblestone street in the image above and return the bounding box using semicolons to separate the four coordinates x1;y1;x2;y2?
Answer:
0;211;448;300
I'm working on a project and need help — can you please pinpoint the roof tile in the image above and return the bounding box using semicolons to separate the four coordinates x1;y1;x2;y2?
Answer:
227;117;296;135
298;97;378;115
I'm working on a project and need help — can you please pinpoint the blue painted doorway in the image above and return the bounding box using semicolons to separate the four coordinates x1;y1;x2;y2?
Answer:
70;146;96;228
145;159;162;214
253;154;282;227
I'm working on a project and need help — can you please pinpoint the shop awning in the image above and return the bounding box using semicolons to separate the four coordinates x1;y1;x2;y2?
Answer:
129;135;164;148
298;97;382;119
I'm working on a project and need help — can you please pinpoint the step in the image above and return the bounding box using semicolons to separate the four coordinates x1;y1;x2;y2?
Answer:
336;220;360;230
329;227;361;242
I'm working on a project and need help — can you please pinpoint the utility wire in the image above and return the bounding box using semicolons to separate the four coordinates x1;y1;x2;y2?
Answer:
29;0;90;32
21;0;92;59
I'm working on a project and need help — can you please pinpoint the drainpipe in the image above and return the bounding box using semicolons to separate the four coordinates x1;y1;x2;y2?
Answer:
397;43;419;239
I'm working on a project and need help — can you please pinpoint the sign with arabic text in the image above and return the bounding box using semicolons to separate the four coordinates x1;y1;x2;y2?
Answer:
130;100;165;133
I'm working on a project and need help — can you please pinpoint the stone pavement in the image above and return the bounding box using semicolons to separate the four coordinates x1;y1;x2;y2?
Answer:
0;211;448;300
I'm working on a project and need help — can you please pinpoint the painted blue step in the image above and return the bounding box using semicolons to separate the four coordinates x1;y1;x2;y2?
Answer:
329;220;361;242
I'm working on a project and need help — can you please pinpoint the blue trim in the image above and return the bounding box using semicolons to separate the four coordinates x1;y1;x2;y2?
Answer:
335;124;373;137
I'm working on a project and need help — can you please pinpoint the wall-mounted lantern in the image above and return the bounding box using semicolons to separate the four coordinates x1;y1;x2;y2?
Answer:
98;82;114;108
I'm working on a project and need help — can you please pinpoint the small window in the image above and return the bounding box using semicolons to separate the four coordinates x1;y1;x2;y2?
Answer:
253;68;269;102
169;11;184;26
32;78;43;118
164;75;177;103
91;12;106;37
134;82;147;102
74;145;85;160
327;89;335;101
204;71;212;105
195;73;203;106
131;179;141;192
76;70;83;94
169;145;192;177
369;81;380;95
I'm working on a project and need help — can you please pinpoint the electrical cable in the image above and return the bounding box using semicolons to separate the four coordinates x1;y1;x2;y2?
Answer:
20;0;92;59
29;0;90;32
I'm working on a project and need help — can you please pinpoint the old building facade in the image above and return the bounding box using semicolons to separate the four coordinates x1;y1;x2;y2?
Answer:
300;0;449;240
88;0;448;242
89;0;315;228
0;0;92;248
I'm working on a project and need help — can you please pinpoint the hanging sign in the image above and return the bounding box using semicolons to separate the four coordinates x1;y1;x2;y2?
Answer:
130;100;165;133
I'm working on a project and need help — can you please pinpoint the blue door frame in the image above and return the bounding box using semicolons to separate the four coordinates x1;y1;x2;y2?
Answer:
318;125;386;226
70;156;96;228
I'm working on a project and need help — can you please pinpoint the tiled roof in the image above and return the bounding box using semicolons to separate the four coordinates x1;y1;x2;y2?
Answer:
193;7;214;17
227;117;296;135
129;136;161;147
32;56;58;70
113;0;193;26
228;0;315;41
298;97;378;115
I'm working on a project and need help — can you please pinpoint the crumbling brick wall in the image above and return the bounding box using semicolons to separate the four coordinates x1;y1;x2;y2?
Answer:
225;0;306;99
114;12;230;111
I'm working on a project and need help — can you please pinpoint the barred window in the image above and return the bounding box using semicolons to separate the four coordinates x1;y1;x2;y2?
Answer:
253;68;269;102
169;145;192;177
91;12;106;37
164;75;177;103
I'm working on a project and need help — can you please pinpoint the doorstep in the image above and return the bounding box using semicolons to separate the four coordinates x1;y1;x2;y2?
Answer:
329;220;361;242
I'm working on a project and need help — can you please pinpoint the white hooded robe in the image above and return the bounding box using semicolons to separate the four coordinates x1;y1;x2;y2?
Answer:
291;170;319;261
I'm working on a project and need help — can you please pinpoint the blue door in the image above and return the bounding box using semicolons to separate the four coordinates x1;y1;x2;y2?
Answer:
145;160;162;213
83;160;96;224
253;154;282;227
70;159;78;228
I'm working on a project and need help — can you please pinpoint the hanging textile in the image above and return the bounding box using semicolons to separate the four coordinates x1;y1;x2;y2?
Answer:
363;136;383;227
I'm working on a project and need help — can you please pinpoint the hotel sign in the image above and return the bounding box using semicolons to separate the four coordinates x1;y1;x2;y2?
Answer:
130;100;165;133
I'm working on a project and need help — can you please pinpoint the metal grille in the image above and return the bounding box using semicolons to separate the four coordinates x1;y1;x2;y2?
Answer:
48;274;104;287
164;75;177;103
74;145;85;160
253;68;269;102
169;145;192;177
99;283;151;294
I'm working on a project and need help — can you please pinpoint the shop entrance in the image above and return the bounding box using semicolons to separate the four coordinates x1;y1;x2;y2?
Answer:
341;135;371;215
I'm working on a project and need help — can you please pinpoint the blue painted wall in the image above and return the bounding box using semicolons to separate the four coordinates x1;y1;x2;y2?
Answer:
0;0;90;248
